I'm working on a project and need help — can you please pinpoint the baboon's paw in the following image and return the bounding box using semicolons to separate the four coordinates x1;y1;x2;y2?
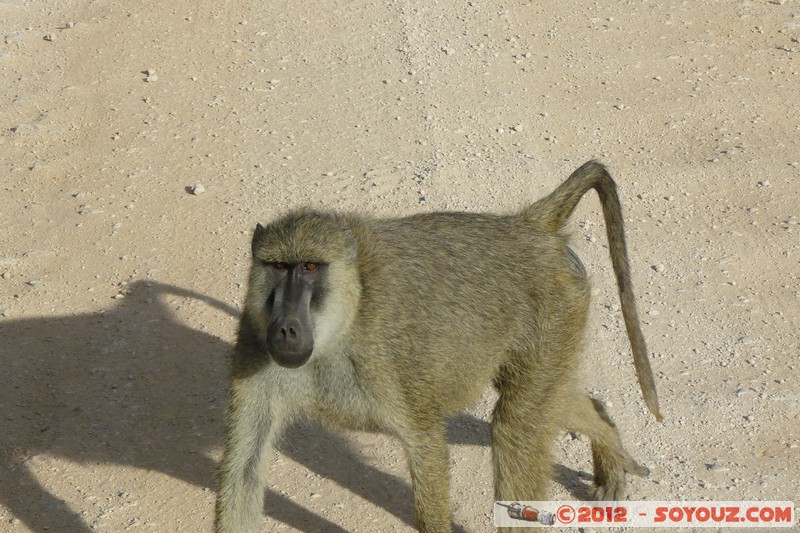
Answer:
591;477;627;502
626;458;650;478
592;457;648;501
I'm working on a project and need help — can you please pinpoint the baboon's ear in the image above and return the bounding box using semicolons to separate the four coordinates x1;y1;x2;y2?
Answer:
252;223;267;256
344;228;358;262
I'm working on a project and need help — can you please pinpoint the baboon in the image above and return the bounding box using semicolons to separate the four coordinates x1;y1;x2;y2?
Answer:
215;160;662;533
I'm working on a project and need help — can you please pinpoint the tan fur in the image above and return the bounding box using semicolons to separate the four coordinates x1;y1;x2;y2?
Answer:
215;161;660;533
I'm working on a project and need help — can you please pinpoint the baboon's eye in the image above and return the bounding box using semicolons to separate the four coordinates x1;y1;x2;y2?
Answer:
274;262;288;270
303;262;318;271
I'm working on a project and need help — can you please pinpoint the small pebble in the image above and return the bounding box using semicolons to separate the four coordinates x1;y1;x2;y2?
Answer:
707;463;730;472
190;184;206;195
652;264;666;273
43;33;54;42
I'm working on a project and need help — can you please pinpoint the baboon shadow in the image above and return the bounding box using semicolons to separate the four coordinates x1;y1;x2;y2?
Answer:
0;281;233;532
0;281;589;533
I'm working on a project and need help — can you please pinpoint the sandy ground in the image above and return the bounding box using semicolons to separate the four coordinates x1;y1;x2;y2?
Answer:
1;0;799;532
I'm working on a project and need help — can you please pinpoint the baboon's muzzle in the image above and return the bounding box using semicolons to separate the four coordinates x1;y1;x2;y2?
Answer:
266;315;314;368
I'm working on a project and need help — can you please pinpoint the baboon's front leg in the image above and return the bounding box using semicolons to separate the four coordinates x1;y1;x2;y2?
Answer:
401;424;453;533
215;373;286;533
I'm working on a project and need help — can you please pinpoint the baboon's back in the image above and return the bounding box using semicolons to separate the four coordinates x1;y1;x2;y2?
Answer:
346;212;588;396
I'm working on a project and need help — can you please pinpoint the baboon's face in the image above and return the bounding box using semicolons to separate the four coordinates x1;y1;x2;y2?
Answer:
258;259;328;368
248;215;359;368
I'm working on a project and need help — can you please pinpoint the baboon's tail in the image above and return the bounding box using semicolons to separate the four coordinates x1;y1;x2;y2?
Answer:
525;161;663;421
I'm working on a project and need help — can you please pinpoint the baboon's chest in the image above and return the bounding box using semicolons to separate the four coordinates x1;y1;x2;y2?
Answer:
309;359;385;431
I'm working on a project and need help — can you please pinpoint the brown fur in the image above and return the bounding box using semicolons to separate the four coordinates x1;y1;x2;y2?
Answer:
214;160;661;532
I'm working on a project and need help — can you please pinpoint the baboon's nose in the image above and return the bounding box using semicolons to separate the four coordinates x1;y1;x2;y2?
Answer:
276;319;303;344
267;316;314;368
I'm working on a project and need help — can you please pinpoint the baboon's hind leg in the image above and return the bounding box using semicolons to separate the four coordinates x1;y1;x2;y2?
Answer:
399;422;453;533
565;393;649;501
491;362;560;502
492;359;566;533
